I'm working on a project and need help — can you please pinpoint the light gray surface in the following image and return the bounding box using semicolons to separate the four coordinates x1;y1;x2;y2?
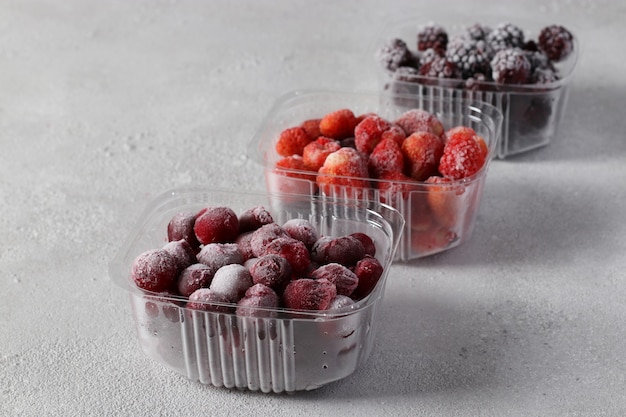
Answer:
1;0;625;416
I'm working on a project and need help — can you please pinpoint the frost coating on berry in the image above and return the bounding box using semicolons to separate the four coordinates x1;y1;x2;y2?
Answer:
445;38;493;79
354;115;392;154
177;263;216;297
236;284;280;318
376;38;414;71
417;23;448;53
486;23;525;53
193;206;239;245
538;25;574;62
283;278;337;311
131;249;179;292
394;109;444;137
167;211;201;251
196;243;243;271
282;218;319;249
249;254;292;291
238;206;274;233
162;239;196;272
262;237;311;274
490;48;531;84
311;263;358;297
352;255;384;300
187;288;231;312
209;264;253;302
250;223;290;258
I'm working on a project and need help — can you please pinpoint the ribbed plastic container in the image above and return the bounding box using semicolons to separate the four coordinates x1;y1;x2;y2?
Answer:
109;187;404;393
250;89;502;260
374;16;579;158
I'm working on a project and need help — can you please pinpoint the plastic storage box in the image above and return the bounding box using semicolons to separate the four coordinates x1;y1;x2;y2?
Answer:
109;187;404;393
251;89;502;261
374;16;579;158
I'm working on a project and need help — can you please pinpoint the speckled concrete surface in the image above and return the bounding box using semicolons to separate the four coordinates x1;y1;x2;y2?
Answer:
2;0;625;416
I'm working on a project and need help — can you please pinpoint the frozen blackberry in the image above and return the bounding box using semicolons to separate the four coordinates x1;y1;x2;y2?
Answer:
376;38;414;72
418;47;443;67
418;56;462;79
490;48;531;84
465;23;491;41
538;25;574;62
445;38;492;79
486;23;525;53
417;23;448;53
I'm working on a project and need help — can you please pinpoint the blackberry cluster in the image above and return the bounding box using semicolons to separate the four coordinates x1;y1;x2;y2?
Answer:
376;38;414;72
538;25;574;62
417;23;448;53
490;48;532;84
445;38;492;79
485;23;525;52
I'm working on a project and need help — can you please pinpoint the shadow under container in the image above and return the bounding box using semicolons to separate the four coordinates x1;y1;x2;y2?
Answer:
250;90;502;261
109;187;404;393
375;17;579;159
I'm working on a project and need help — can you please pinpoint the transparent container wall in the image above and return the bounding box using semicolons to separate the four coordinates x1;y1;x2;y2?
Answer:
254;90;502;260
110;187;404;392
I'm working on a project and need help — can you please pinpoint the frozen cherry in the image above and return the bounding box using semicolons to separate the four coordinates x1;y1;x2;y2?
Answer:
310;235;366;267
262;237;311;275
194;206;239;244
187;288;231;313
350;232;376;257
283;278;337;311
282;218;319;249
235;231;255;261
238;206;274;233
209;264;253;303
310;263;359;297
352;255;384;300
196;243;243;271
177;263;216;297
249;254;293;292
250;223;291;258
162;239;196;272
236;284;280;318
167;211;200;251
131;249;179;293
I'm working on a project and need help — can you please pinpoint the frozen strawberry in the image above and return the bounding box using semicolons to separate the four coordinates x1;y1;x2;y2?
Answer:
209;264;253;303
283;278;337;311
411;226;458;255
194;206;239;245
394;109;445;138
275;126;312;157
310;235;365;267
238;206;274;233
368;136;405;178
439;129;487;180
376;171;419;206
236;284;280;318
162;239;196;272
316;147;370;196
187;288;231;313
250;223;291;258
262;237;311;275
310;263;358;297
425;176;466;229
380;125;406;146
302;136;341;171
319;108;358;140
354;114;392;154
401;131;444;181
275;155;316;181
177;263;216;297
131;249;179;293
196;243;243;270
351;255;384;300
350;232;376;257
300;118;322;141
167;211;201;252
282;218;319;249
249;254;293;292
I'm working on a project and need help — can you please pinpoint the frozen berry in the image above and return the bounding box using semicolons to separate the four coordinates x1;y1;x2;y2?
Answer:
411;226;457;255
368;137;405;178
131;249;179;293
275;155;316;181
351;255;384;300
302;136;341;171
418;47;443;67
283;278;337;311
376;38;415;71
282;218;319;249
196;243;243;271
209;264;253;302
316;147;371;196
275;126;312;157
439;129;487;180
418;56;462;80
187;288;230;313
425;176;464;229
354;114;392;154
262;237;311;275
376;171;419;205
300;118;322;141
401;131;444;181
249;254;293;292
194;206;239;245
319;108;358;140
311;235;365;267
538;25;574;62
490;48;531;84
238;206;274;233
167;211;200;252
445;38;492;79
350;232;376;257
381;125;406;145
310;263;358;297
486;23;525;52
394;108;445;137
250;223;290;258
162;239;196;272
464;23;491;41
236;284;280;318
235;231;255;261
177;263;216;297
417;23;448;53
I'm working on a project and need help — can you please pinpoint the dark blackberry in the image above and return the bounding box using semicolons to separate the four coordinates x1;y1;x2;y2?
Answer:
465;23;491;41
418;47;443;67
490;48;531;84
538;25;574;62
418;56;462;79
376;38;414;72
417;23;448;53
445;38;493;79
486;23;525;53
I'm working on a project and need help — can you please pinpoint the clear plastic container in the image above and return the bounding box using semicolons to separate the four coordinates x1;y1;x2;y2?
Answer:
250;89;502;261
374;16;579;158
109;187;404;393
